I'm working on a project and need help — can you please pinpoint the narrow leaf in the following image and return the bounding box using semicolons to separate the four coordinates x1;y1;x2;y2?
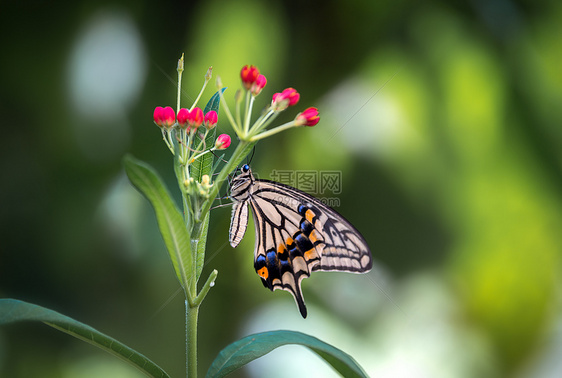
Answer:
123;154;191;287
0;299;169;378
206;330;369;378
204;88;226;114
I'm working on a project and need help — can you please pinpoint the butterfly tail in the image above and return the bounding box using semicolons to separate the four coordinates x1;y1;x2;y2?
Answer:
279;270;308;318
255;252;309;318
291;281;308;318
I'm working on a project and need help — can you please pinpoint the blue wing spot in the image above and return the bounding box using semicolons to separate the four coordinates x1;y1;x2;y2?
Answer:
300;219;314;236
255;254;266;269
295;233;313;253
289;244;302;260
298;204;308;216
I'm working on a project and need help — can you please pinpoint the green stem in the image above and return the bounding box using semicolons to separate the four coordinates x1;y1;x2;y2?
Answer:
191;75;210;110
189;146;215;164
200;140;256;217
218;84;241;135
194;269;218;306
180;139;256;378
243;90;251;134
190;220;202;276
186;300;199;378
250;120;297;141
251;108;278;135
177;55;184;114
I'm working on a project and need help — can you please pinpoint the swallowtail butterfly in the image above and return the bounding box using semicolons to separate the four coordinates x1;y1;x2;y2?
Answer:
229;164;372;318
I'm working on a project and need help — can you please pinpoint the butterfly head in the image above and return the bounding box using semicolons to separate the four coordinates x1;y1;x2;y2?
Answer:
229;164;254;200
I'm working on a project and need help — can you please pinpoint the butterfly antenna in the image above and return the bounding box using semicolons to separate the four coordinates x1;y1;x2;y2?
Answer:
210;193;232;211
210;202;233;211
210;149;229;164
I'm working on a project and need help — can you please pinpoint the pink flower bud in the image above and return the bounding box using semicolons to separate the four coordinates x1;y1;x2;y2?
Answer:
271;88;300;111
153;106;176;128
215;134;231;150
188;107;204;130
153;106;163;126
250;74;267;96
295;107;320;127
240;65;260;90
177;108;190;129
204;110;218;130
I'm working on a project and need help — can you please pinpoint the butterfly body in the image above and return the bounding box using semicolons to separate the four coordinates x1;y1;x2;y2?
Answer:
229;165;372;318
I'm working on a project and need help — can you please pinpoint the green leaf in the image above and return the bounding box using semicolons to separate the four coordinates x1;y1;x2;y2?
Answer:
204;88;226;115
123;154;191;288
0;299;169;378
206;330;369;378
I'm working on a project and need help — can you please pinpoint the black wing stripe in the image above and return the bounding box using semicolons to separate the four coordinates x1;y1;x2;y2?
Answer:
232;173;372;318
229;201;248;248
257;180;371;268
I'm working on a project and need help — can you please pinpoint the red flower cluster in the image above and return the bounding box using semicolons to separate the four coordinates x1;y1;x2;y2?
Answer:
295;107;320;126
240;65;259;90
154;106;219;132
178;107;203;131
239;64;320;134
153;106;176;128
240;65;267;96
271;88;300;111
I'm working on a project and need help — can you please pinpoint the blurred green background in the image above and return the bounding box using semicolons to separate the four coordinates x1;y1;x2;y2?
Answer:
2;0;562;377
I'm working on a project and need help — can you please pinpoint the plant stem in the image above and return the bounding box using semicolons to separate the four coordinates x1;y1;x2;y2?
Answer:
200;140;256;217
177;54;184;114
250;119;297;141
180;139;256;378
194;270;218;305
186;300;199;378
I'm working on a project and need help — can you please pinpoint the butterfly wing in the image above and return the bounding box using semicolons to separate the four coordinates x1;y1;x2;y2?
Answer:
229;201;249;248
246;179;372;318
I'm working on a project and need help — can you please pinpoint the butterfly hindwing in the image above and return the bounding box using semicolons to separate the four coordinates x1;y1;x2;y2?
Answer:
229;165;372;318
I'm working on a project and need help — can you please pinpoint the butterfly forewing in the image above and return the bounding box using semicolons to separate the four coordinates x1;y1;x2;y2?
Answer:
229;165;372;318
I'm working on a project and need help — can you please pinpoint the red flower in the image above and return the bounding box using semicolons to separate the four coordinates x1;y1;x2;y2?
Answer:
295;107;320;126
153;106;176;128
215;134;231;150
177;108;190;129
188;107;204;130
271;88;300;111
204;110;218;130
251;74;267;96
240;65;260;90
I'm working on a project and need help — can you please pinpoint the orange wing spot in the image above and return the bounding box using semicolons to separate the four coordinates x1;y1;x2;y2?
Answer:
277;243;286;254
309;229;319;243
257;267;269;279
304;249;317;261
305;209;316;224
286;236;294;246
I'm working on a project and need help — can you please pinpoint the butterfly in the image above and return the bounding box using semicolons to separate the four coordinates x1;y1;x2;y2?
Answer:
229;164;372;318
